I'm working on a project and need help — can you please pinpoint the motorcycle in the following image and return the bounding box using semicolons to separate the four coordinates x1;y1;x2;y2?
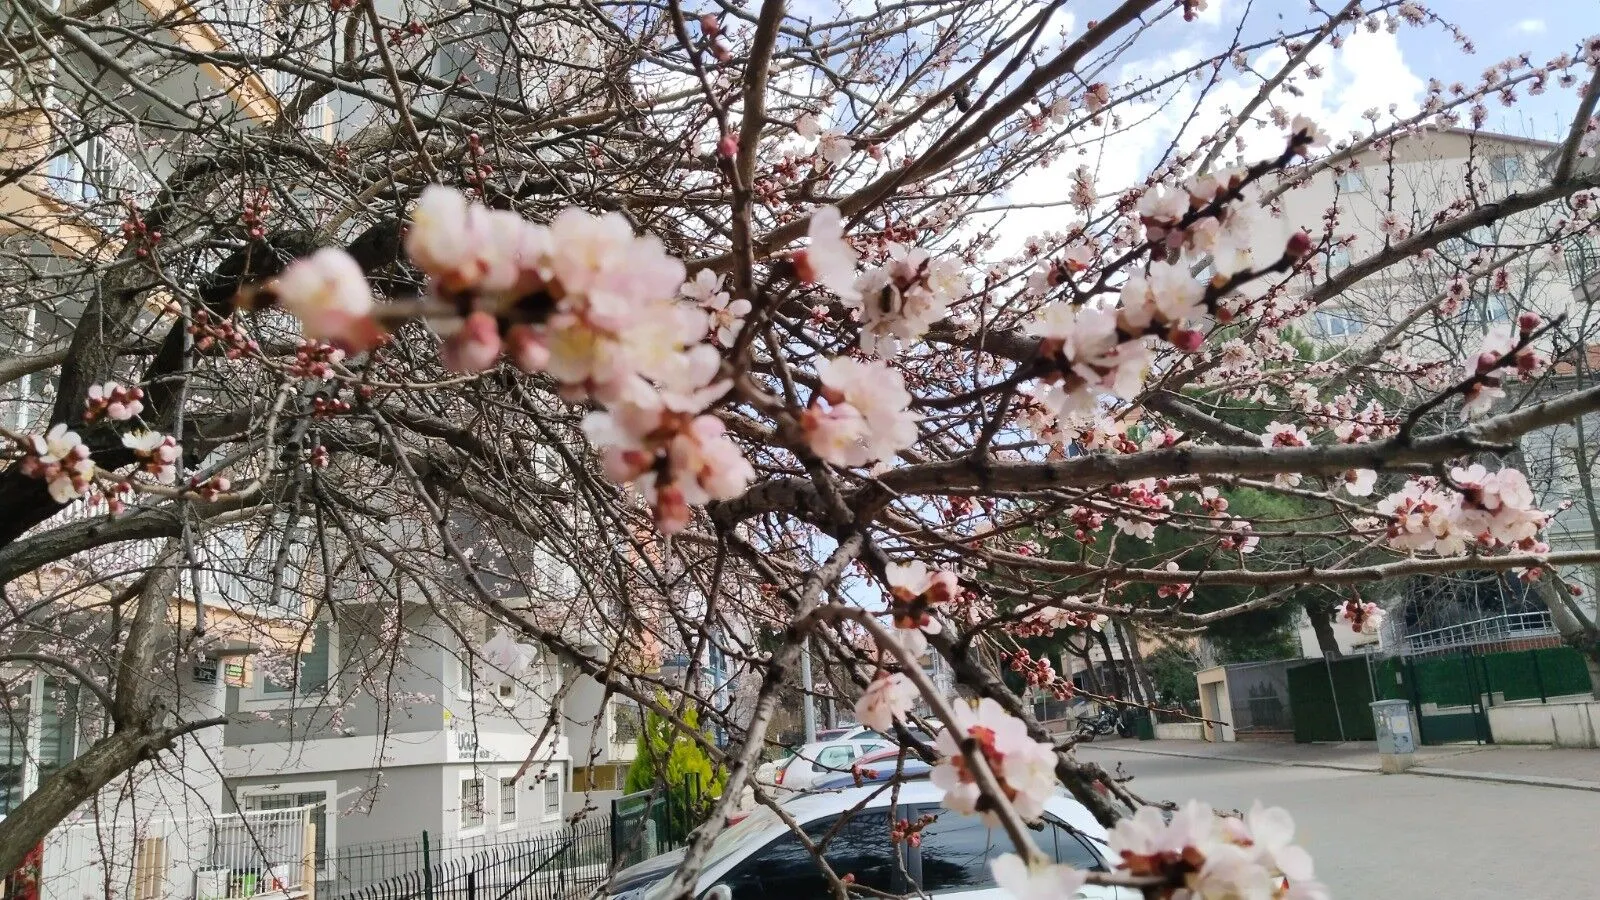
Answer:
1074;706;1135;740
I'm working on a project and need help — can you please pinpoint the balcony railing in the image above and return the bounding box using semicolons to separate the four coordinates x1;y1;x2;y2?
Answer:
1400;611;1557;654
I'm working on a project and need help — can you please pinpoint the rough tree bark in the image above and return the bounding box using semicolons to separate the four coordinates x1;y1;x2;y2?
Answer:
0;542;225;876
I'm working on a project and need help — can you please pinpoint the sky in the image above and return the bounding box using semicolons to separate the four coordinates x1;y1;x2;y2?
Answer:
985;0;1600;250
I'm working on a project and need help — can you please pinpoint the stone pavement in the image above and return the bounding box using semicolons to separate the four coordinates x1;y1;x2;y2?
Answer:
1082;737;1600;792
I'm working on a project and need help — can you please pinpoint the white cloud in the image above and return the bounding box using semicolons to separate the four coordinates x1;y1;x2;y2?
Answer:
984;26;1424;255
1514;19;1547;34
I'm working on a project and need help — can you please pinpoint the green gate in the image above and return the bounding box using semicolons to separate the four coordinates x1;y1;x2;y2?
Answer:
1286;657;1376;742
609;773;703;868
1396;652;1490;745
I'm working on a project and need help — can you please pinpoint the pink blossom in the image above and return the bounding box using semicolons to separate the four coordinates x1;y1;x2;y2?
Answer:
793;206;860;300
854;672;916;731
931;698;1057;824
273;248;380;350
990;853;1087;900
805;357;919;466
1342;468;1377;496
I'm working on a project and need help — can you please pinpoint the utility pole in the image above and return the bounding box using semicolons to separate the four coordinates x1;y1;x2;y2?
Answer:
801;638;817;743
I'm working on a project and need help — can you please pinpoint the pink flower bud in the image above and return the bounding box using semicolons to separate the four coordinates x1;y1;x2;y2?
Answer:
717;132;739;159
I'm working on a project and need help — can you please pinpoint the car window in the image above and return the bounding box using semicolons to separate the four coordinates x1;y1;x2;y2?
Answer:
817;745;856;769
720;811;900;900
915;808;1103;892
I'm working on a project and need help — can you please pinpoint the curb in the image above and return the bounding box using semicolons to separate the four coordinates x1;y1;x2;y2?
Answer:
1408;766;1600;793
1077;742;1600;792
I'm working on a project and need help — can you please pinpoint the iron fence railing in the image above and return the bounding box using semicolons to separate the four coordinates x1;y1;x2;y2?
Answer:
1401;611;1556;654
328;816;611;900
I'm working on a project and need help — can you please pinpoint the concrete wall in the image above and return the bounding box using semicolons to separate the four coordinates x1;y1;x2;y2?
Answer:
1486;699;1600;748
1154;722;1205;741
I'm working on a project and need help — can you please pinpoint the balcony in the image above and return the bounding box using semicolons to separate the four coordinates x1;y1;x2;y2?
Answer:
1401;612;1558;655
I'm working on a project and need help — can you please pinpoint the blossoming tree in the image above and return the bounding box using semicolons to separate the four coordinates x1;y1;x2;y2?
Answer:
3;0;1600;895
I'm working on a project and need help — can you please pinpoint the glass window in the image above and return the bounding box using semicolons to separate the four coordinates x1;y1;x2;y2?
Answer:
461;777;486;830
1325;247;1351;275
263;622;331;696
1315;310;1363;338
1489;154;1521;182
1482;292;1512;323
0;696;28;816
816;745;854;770
36;677;80;784
500;777;518;825
1334;169;1367;192
543;772;560;817
244;791;329;865
1566;236;1600;287
723;811;899;900
916;810;1104;892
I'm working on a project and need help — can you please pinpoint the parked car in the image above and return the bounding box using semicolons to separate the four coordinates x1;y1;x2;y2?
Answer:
774;739;890;791
607;779;1125;900
814;724;887;742
810;746;933;790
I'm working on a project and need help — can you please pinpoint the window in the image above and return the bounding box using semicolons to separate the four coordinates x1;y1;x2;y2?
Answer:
1315;310;1364;338
1482;292;1513;323
242;789;330;868
460;776;486;830
1489;154;1522;183
1326;247;1351;272
815;745;856;771
915;810;1103;892
722;811;900;900
1334;169;1367;192
499;777;518;825
260;622;332;699
1566;236;1600;288
543;772;561;819
36;677;80;784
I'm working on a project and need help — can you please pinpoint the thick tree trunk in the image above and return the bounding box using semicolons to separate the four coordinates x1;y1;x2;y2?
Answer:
1094;629;1126;699
1304;599;1344;657
0;543;226;874
1119;621;1159;704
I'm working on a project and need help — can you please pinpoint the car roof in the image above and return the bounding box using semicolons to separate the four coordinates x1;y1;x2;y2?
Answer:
793;738;883;755
772;780;1109;843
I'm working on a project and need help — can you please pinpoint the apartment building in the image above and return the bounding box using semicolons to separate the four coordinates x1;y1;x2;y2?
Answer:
1247;126;1600;633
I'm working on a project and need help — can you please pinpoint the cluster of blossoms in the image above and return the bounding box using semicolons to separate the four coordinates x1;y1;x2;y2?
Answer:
848;245;969;355
801;357;920;467
854;671;917;731
1461;316;1548;418
83;382;145;423
122;430;181;484
20;425;95;503
930;698;1058;823
272;186;761;533
795;112;856;165
1376;465;1546;556
1004;648;1058;687
1110;478;1175;540
1338;599;1386;635
883;561;960;655
1014;604;1108;638
1089;800;1326;900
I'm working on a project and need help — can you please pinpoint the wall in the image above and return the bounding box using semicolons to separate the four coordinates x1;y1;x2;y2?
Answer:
1195;666;1232;742
1154;722;1204;741
1486;699;1600;748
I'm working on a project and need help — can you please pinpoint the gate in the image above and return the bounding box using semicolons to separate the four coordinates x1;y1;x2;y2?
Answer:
609;773;702;868
1286;656;1376;743
1397;653;1491;746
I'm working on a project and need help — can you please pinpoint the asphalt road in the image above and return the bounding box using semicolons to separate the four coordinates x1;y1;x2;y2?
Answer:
1075;746;1598;899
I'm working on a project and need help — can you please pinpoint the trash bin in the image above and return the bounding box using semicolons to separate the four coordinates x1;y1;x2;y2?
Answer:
1133;710;1155;741
1369;699;1415;772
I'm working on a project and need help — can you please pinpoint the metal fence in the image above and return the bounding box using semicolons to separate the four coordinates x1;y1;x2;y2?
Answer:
41;805;315;900
609;774;702;870
1401;611;1556;654
328;816;611;900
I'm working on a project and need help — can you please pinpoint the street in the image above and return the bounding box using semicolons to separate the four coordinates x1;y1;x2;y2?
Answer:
1076;745;1598;898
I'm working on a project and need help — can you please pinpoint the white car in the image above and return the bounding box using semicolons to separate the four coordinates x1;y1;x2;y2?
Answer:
607;779;1127;900
773;739;890;791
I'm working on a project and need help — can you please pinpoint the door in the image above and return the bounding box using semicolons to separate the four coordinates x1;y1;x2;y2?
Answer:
910;806;1123;899
717;809;908;900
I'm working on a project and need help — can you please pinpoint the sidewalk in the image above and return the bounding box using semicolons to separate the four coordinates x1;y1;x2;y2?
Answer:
1080;738;1600;792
